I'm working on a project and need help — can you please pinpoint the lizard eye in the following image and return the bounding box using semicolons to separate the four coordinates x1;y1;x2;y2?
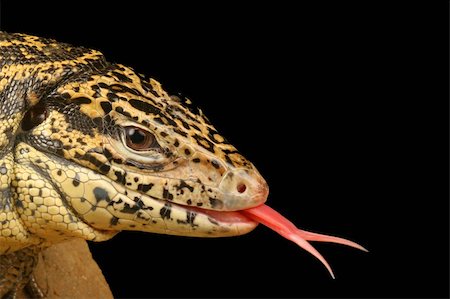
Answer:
124;126;157;151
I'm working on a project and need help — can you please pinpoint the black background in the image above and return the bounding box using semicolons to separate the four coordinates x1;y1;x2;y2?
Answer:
1;1;448;298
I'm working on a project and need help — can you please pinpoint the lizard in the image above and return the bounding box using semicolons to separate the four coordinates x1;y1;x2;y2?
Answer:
0;32;366;298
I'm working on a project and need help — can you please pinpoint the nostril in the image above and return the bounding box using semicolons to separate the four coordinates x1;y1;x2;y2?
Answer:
237;183;247;194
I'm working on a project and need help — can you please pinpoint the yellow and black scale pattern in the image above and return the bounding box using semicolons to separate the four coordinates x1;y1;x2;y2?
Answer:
0;32;268;297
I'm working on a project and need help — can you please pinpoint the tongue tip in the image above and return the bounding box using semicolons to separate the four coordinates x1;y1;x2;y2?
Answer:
330;271;336;279
357;245;369;253
296;229;368;253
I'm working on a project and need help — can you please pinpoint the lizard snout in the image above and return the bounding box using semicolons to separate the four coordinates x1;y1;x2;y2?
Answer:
218;168;269;210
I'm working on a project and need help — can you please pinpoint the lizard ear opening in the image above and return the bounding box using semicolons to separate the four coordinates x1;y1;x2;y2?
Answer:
22;101;47;131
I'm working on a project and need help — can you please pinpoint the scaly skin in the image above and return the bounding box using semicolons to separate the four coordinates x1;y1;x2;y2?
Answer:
0;32;268;297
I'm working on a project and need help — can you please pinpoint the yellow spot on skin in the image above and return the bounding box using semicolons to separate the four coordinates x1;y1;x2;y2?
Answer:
52;215;64;223
2;229;11;237
41;188;51;198
33;197;44;205
68;223;78;231
65;169;76;179
59;207;68;215
48;207;60;215
42;213;52;220
29;188;40;197
43;197;55;206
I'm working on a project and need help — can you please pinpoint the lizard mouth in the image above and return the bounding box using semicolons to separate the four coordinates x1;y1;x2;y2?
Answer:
187;205;255;224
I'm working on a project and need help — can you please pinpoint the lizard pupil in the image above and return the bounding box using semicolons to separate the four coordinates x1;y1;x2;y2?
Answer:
125;126;156;151
22;101;47;131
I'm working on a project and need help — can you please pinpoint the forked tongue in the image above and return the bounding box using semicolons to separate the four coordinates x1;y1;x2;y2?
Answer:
241;204;367;279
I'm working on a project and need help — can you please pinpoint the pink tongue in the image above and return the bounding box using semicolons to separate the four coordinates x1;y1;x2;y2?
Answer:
241;204;367;278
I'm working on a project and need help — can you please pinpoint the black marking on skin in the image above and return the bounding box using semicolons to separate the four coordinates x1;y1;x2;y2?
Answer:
224;155;234;166
160;203;172;220
115;170;126;185
136;211;151;221
73;152;106;169
93;187;111;204
192;158;201;163
173;139;180;147
187;199;192;205
196;202;203;207
106;92;119;102
177;211;197;227
124;159;164;171
191;124;202;133
138;183;154;193
100;101;112;114
98;82;141;97
15;199;24;209
138;77;160;98
184;149;191;156
103;148;113;160
173;128;188;137
153;117;164;125
222;148;240;155
57;170;62;176
192;133;216;153
110;216;119;226
113;158;123;164
99;164;111;174
112;71;133;83
71;97;92;104
75;138;87;146
128;99;164;117
61;92;71;100
115;106;133;119
179;118;191;130
207;217;219;225
160;131;168;137
72;174;80;187
91;85;102;98
176;180;194;193
134;199;147;210
211;160;220;169
92;117;103;127
103;115;113;126
209;197;223;209
163;188;174;201
120;203;141;214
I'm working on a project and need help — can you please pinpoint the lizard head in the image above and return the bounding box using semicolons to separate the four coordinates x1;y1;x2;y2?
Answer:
16;63;268;242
